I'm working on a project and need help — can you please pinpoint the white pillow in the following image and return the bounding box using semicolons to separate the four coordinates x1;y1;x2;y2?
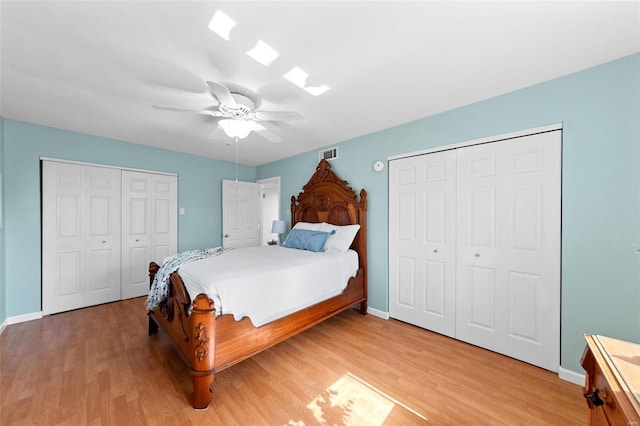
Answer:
319;223;360;253
292;221;324;231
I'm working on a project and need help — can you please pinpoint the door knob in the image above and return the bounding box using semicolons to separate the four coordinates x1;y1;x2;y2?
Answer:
433;249;438;253
224;234;229;238
474;253;480;257
101;240;106;244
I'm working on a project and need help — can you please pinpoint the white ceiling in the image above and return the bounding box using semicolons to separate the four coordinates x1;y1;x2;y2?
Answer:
1;1;639;166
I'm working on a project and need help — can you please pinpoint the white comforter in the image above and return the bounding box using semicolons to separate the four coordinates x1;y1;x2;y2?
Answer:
177;245;359;327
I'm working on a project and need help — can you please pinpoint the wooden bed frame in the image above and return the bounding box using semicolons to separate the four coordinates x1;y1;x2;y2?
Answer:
148;159;368;409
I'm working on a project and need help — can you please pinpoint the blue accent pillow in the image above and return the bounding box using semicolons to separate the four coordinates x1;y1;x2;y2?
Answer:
283;229;335;252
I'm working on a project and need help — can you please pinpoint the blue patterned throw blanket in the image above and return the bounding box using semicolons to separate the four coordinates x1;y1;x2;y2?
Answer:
146;246;231;310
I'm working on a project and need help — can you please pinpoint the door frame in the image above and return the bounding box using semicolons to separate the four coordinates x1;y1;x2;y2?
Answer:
257;176;281;245
40;157;178;178
388;123;562;161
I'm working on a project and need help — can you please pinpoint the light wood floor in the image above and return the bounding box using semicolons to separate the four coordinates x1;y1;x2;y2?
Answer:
1;297;585;425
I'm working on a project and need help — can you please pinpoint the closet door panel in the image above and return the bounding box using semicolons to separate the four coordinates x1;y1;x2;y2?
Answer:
85;166;121;305
396;257;416;307
152;175;177;260
57;252;82;297
498;132;561;370
456;131;560;371
507;271;541;342
122;171;177;299
43;165;85;313
424;259;446;316
389;151;457;337
456;143;505;351
43;162;121;314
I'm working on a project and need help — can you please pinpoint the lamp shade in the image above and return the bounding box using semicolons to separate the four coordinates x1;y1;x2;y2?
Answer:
219;119;252;139
271;220;286;234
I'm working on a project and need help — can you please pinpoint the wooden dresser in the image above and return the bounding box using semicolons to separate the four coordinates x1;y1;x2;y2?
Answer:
581;335;640;425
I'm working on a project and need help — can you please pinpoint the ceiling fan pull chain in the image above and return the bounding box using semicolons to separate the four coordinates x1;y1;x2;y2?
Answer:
235;136;239;182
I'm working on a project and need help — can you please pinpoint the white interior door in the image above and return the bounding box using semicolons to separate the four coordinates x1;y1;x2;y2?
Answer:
389;150;457;337
42;161;121;314
222;180;261;248
456;130;561;371
121;171;177;299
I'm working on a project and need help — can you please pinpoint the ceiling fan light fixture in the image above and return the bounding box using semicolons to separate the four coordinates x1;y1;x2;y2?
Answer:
283;67;308;88
304;85;330;96
246;40;279;66
219;119;253;139
208;10;236;40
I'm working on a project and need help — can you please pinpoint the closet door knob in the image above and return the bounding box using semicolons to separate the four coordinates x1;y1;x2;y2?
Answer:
433;249;438;253
474;253;480;257
101;240;106;244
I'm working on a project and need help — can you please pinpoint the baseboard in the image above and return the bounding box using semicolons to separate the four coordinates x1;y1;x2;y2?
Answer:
6;311;43;326
367;307;389;320
0;318;7;335
559;366;585;386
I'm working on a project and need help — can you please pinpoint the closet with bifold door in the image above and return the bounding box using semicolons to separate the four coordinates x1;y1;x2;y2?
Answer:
42;160;177;315
389;128;561;371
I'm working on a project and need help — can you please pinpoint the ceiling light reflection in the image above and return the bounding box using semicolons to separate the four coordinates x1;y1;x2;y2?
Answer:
208;10;236;40
305;85;330;96
283;67;308;88
246;40;279;66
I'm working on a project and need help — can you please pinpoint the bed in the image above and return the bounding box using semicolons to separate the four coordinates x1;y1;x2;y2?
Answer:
147;159;368;409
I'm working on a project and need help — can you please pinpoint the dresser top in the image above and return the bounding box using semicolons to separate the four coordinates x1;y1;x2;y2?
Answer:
591;335;640;408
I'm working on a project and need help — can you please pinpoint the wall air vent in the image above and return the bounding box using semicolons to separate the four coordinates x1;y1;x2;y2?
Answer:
319;147;338;161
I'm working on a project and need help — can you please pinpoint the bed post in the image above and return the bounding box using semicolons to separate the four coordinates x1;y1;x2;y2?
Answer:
358;189;368;315
148;262;160;335
189;294;217;410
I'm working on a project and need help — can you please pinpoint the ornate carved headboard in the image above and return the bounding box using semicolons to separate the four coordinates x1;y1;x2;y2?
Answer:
290;159;367;266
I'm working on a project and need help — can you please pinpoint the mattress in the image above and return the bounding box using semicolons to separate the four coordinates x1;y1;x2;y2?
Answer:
177;245;359;327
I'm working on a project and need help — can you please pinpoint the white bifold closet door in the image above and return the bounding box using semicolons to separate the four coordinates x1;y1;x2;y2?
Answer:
121;170;177;299
455;131;561;371
42;162;122;314
43;161;178;314
389;129;561;371
389;150;458;338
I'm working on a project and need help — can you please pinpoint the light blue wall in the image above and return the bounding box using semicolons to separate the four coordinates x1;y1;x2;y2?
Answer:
2;120;255;317
258;53;640;373
0;116;6;325
3;54;638;374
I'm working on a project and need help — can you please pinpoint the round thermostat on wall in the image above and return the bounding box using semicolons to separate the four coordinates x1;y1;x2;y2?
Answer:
373;160;385;172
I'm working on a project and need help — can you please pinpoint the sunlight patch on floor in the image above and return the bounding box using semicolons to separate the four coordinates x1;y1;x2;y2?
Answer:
295;372;428;425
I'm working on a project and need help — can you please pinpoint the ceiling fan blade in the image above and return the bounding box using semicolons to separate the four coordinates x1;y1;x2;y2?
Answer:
153;105;224;116
206;81;238;108
253;110;303;121
251;123;282;143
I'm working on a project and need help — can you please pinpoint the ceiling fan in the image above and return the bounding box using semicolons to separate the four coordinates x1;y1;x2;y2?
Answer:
154;81;303;143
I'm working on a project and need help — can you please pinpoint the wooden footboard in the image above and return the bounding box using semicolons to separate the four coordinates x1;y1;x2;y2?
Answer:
148;262;366;409
148;262;218;409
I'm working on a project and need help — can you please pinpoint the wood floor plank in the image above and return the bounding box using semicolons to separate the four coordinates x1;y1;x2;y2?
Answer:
1;297;585;425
